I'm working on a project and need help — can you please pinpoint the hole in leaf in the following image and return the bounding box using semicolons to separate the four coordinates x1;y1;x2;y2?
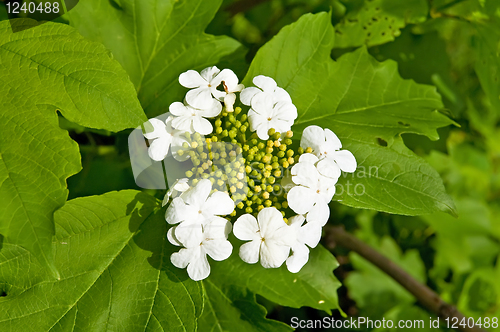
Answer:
108;0;123;10
363;26;367;30
348;18;358;23
367;32;371;37
335;30;343;35
381;32;385;36
377;138;388;147
398;121;410;127
372;17;378;22
0;291;6;297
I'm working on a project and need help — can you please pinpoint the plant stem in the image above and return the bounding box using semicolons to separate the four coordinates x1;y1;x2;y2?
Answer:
324;225;487;332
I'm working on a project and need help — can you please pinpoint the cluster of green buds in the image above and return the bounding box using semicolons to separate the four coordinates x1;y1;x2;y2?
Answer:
174;106;311;222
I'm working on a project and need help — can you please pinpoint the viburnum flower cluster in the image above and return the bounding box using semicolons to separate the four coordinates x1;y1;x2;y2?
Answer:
142;66;357;281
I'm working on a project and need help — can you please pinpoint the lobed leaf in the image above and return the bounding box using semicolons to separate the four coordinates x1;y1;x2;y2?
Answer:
0;20;146;277
244;12;456;216
0;191;203;331
209;243;342;313
68;0;242;117
199;281;292;332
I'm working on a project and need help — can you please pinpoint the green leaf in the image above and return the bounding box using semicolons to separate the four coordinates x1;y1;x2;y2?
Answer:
244;12;456;216
68;0;242;117
199;281;293;332
0;20;146;277
208;243;342;313
334;0;429;48
0;191;204;331
472;3;500;112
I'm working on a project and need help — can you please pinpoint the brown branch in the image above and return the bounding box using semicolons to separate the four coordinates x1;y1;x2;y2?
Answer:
324;225;487;332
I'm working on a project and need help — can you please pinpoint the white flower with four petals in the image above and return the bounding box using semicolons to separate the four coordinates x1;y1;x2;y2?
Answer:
179;66;244;112
142;117;188;162
300;125;357;173
233;207;296;268
240;75;292;105
248;93;298;140
169;100;222;135
169;217;233;281
287;153;337;215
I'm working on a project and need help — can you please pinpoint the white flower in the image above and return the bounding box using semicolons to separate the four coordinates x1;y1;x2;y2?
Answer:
169;217;233;281
169;100;221;135
142;117;188;161
300;125;357;173
233;207;296;268
286;214;323;273
248;93;298;140
287;154;337;214
162;178;190;207
297;153;341;181
240;75;292;106
179;66;243;111
165;179;234;230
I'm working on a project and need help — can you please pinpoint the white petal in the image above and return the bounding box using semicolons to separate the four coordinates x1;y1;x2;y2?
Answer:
143;118;166;139
300;125;325;153
174;178;190;191
257;207;287;237
255;122;271;140
200;99;222;118
203;191;235;216
287;186;316;214
183;179;212;209
148;137;170;161
274;87;292;103
223;93;236;112
286;243;309;273
204;216;232;239
251;92;274;113
247;109;262;131
253;75;277;92
175;220;204;248
179;70;207;88
214;69;239;90
171;248;193;269
239;241;261;264
171;116;194;133
169;101;189;117
185;87;215;110
288;214;306;229
317;158;341;180
204;239;233;261
240;87;261;105
234;214;260;241
260;241;289;268
298;153;319;164
306;201;330;226
167;226;182;246
165;197;197;224
332;150;357;173
325;128;342;150
200;66;220;82
273;101;297;122
300;222;323;248
192;117;213;135
291;162;319;187
187;252;211;281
